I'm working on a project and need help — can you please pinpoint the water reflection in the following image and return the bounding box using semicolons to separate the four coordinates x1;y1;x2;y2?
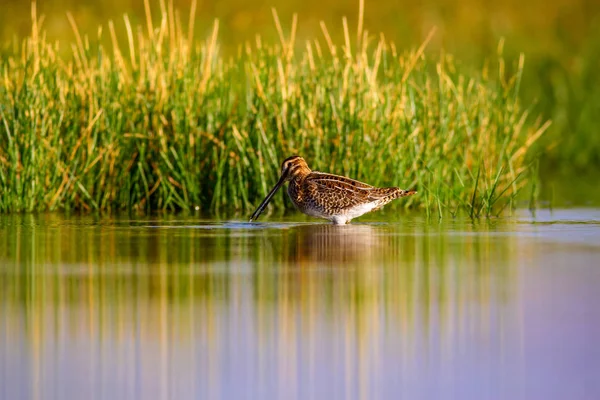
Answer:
1;212;599;399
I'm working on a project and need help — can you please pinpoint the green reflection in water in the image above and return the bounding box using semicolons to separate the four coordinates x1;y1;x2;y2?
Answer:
0;213;519;399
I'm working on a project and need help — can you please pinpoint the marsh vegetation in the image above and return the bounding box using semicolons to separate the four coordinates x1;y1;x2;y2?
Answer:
0;1;551;215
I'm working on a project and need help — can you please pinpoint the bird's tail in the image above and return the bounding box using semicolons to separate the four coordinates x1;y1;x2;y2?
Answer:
396;188;417;198
372;187;416;202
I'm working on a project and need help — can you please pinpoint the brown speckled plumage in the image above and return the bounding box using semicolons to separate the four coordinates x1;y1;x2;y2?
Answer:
249;155;416;224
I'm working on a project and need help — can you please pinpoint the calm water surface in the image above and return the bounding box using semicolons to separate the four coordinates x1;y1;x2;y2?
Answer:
1;209;599;400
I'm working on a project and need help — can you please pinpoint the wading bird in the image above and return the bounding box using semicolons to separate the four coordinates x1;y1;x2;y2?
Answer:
249;155;416;224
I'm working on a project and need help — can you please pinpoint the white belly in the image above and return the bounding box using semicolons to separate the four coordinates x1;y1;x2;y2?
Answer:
330;202;378;225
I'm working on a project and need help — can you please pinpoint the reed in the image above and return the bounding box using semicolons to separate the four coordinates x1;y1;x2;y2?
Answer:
0;1;548;216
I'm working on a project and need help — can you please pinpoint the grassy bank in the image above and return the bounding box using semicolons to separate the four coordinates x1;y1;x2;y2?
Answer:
0;1;548;216
2;0;598;174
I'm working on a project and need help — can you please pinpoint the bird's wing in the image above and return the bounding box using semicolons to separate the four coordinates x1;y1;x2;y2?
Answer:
304;172;399;211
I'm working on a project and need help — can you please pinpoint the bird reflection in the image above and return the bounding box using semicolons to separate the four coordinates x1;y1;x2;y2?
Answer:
287;224;386;265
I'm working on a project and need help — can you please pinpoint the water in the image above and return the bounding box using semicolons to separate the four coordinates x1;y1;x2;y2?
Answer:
1;209;599;400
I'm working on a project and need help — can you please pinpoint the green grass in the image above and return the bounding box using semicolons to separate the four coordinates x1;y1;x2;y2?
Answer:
0;1;548;216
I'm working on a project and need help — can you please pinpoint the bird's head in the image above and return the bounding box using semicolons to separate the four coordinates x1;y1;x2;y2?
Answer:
280;155;311;181
249;155;311;222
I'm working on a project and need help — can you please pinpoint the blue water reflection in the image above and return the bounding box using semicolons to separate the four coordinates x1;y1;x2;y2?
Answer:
1;210;599;399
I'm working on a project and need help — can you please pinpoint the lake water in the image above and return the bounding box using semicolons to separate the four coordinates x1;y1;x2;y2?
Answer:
1;209;599;399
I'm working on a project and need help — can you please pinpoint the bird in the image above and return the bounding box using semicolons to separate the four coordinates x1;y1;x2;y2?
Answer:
249;155;416;224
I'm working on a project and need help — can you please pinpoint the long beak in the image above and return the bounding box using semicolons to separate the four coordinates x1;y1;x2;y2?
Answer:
249;175;286;222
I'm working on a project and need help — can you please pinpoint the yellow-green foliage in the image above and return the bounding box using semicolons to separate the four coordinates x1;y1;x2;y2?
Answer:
0;1;548;215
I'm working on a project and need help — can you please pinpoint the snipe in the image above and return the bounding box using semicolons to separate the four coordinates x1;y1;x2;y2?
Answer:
249;156;416;224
